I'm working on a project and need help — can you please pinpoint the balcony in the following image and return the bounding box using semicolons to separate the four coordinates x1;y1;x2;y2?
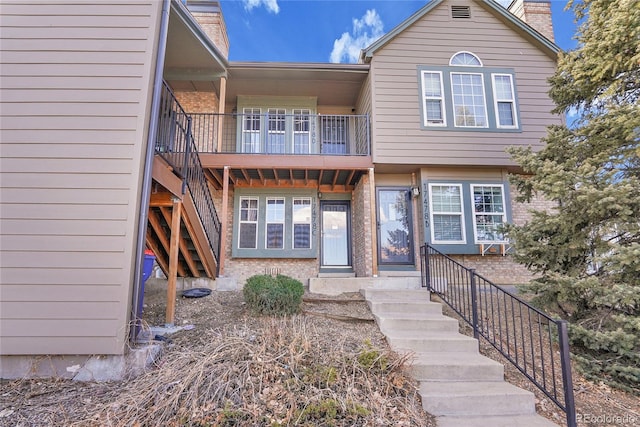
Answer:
189;112;370;156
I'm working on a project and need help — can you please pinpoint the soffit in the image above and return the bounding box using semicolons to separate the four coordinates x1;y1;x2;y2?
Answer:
226;63;370;107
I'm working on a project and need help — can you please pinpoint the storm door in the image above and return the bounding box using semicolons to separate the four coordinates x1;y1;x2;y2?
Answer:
320;201;351;267
377;188;414;265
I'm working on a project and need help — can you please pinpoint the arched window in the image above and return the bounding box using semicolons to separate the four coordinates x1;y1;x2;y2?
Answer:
449;51;483;67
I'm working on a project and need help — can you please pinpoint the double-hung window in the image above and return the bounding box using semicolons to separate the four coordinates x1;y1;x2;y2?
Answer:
293;198;312;249
239;197;258;249
429;184;465;243
234;192;317;258
293;109;311;154
266;108;286;153
421;71;446;126
266;198;285;249
418;52;519;131
242;108;261;153
492;74;517;128
471;185;507;243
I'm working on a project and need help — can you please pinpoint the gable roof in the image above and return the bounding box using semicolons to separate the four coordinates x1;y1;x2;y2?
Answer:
360;0;560;62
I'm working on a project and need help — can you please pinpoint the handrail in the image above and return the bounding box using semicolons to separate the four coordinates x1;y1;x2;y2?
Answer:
189;112;371;156
420;243;576;427
154;81;221;269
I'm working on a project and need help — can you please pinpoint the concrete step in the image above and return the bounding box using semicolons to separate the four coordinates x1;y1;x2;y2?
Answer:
386;330;479;353
408;351;504;381
367;300;443;315
420;381;535;417
437;415;560;427
361;288;430;302
375;313;459;333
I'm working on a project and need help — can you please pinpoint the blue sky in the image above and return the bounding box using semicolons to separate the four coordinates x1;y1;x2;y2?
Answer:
218;0;578;63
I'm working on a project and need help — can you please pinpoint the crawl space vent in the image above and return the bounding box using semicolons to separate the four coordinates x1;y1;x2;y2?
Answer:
451;5;471;19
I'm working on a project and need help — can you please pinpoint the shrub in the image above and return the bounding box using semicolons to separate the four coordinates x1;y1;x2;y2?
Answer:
243;274;304;316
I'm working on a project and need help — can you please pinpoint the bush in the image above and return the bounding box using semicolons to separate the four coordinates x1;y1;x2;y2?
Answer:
243;274;304;316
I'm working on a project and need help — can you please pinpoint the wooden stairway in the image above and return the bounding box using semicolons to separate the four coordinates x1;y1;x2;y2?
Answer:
147;156;217;280
363;289;560;427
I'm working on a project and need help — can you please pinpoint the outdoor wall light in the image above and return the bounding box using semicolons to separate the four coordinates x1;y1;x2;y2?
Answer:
411;187;420;197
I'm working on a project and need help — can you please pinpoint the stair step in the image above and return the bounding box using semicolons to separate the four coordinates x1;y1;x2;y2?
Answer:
420;381;535;416
375;313;459;333
408;351;504;381
361;288;430;302
437;415;560;427
367;300;443;315
386;330;478;353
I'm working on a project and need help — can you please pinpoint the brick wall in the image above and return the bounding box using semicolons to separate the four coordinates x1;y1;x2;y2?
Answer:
508;0;555;42
187;1;229;59
175;92;219;114
352;174;373;277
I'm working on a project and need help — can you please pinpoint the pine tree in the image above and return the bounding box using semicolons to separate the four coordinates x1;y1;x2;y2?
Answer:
507;0;640;393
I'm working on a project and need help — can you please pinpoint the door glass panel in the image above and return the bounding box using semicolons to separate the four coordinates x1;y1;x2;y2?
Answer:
321;203;350;266
378;189;414;264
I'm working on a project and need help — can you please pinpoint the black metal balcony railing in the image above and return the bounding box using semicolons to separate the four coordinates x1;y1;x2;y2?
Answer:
155;82;221;266
420;244;577;427
189;112;370;156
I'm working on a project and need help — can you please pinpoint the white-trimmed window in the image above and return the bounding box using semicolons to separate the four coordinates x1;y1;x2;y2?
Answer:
266;108;286;153
471;185;507;243
265;198;285;249
492;74;517;128
239;197;258;249
292;198;312;249
449;51;483;66
421;71;446;126
242;108;261;153
293;109;311;154
429;184;466;243
451;72;488;128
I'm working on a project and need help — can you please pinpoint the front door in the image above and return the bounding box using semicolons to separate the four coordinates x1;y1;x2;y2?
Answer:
320;201;351;267
377;188;414;265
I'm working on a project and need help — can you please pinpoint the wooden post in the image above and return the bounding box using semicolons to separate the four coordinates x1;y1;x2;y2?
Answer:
166;198;182;325
368;168;379;277
218;166;230;276
216;76;227;153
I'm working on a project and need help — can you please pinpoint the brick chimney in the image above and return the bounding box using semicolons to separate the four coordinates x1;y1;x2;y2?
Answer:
185;0;229;59
508;0;555;42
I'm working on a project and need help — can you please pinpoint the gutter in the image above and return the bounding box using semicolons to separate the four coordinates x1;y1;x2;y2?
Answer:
130;0;171;342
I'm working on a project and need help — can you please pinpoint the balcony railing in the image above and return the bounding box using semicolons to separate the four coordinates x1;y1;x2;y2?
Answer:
155;82;222;267
189;112;370;156
420;243;577;427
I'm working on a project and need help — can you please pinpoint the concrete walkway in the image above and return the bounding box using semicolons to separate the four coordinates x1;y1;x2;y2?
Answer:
362;288;559;427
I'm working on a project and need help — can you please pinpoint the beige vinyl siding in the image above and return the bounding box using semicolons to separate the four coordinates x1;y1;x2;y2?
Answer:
370;0;560;166
0;1;162;355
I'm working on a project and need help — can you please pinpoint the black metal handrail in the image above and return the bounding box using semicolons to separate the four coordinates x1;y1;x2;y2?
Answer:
155;82;221;268
189;112;370;156
420;243;576;427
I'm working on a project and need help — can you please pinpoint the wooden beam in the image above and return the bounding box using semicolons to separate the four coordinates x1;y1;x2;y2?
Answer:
148;209;186;277
152;156;183;198
166;199;182;325
209;168;224;188
257;168;265;185
234;180;319;189
218;166;230;276
331;169;340;189
204;168;221;190
159;206;200;278
200;153;373;170
345;169;356;186
239;168;251;184
182;191;217;278
149;191;174;207
145;230;169;277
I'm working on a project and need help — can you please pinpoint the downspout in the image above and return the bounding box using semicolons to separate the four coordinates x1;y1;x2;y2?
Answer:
130;0;171;342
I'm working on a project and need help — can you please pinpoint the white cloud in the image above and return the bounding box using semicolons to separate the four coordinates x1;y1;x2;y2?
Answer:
243;0;279;14
330;9;384;63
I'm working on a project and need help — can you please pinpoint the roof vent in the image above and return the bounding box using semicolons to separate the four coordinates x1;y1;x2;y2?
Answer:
451;5;471;19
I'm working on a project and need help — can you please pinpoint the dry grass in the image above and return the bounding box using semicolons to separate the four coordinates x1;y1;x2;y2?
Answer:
0;291;434;427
